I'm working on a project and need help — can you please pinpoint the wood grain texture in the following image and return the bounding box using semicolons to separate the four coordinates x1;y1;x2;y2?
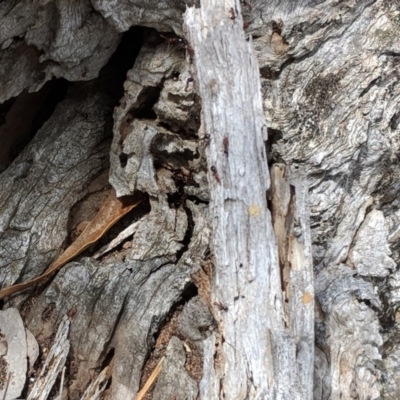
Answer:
255;1;400;398
0;84;114;292
186;2;280;395
185;1;313;398
0;0;121;103
25;200;210;399
270;164;314;398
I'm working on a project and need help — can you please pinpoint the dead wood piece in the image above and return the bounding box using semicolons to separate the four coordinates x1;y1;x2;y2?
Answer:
185;1;284;397
25;328;39;373
348;209;395;277
93;218;142;259
110;30;202;198
92;0;190;36
254;0;400;397
184;1;316;398
176;296;215;351
315;264;382;398
198;335;219;399
270;164;314;393
80;366;110;400
2;0;398;397
27;315;70;400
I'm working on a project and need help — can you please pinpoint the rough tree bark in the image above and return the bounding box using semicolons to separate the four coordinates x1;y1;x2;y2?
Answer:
0;1;399;400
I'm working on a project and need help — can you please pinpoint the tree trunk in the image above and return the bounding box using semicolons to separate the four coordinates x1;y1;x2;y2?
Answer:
0;1;398;399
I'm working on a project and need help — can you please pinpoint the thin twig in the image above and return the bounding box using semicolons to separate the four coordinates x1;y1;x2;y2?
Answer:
136;356;165;400
59;366;66;399
2;372;11;400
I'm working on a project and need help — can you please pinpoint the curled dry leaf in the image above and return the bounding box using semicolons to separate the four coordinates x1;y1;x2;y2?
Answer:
0;190;144;300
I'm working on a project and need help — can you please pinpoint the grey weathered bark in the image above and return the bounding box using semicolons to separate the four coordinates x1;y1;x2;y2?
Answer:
0;0;399;399
185;1;313;398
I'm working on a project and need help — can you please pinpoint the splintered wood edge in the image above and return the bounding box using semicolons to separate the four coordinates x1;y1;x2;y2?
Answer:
135;356;165;400
27;315;70;400
80;366;111;400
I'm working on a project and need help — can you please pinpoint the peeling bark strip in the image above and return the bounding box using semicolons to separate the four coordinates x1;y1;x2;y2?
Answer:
0;190;143;299
27;315;70;400
185;1;313;398
270;164;314;391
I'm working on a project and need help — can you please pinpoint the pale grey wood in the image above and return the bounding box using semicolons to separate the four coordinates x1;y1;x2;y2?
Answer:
185;2;314;398
176;296;216;351
315;263;382;399
92;0;199;35
0;0;195;103
27;315;70;400
25;328;39;373
270;164;314;398
0;24;210;399
198;335;219;399
109;30;202;198
256;0;400;398
186;3;280;396
80;366;110;400
26;200;209;399
348;209;395;277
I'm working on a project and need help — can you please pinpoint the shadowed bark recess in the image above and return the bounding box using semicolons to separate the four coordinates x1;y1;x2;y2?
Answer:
0;0;400;399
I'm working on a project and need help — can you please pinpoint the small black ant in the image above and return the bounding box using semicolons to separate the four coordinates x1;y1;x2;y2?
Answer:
185;77;194;92
81;66;88;77
214;302;228;311
223;136;229;155
161;34;186;49
210;166;221;184
186;43;195;64
164;165;198;188
160;34;195;63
